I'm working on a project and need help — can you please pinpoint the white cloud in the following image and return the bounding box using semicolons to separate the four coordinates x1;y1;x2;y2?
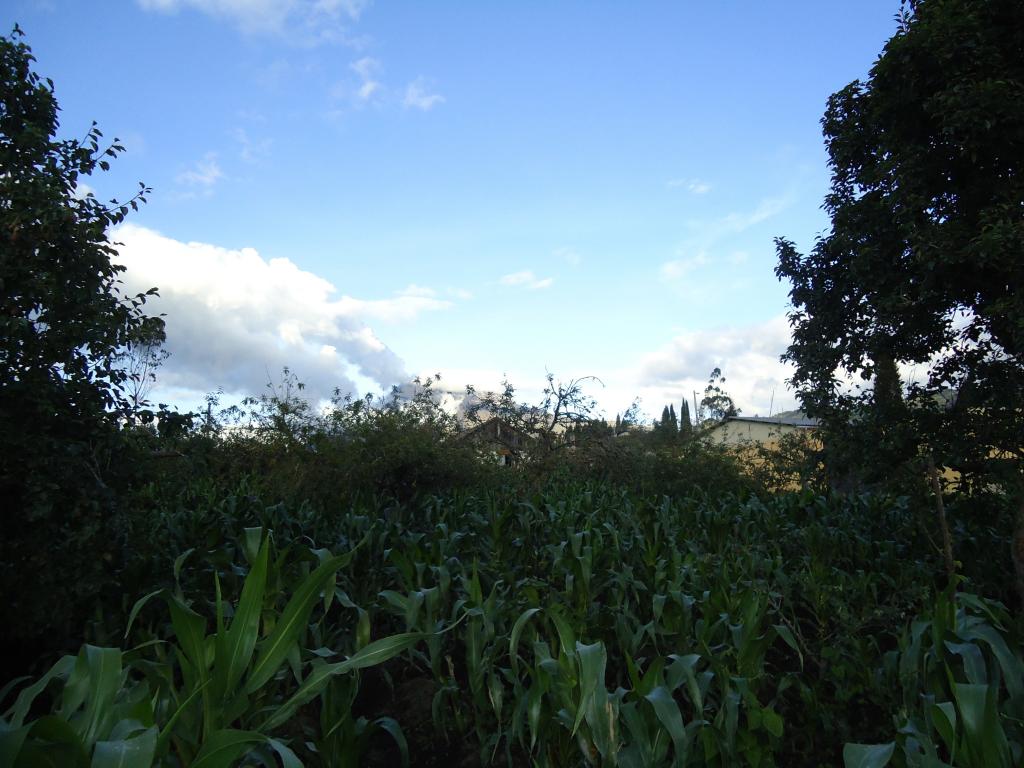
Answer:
554;246;582;266
113;224;451;402
667;177;711;194
637;315;798;416
500;270;554;290
339;294;452;323
397;284;436;298
233;128;272;163
176;152;224;192
660;251;710;280
678;195;792;249
350;57;381;102
403;78;444;111
719;196;790;233
137;0;369;43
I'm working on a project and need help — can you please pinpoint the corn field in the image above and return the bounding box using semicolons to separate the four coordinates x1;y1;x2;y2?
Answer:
2;481;1022;767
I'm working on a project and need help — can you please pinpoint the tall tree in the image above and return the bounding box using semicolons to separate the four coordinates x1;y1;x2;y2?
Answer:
679;400;693;437
700;368;738;423
0;26;160;669
465;373;601;455
774;0;1024;595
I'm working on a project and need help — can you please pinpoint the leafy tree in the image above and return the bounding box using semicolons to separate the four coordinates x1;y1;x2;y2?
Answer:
700;367;738;423
117;320;170;419
0;26;160;672
465;373;601;456
619;397;644;432
774;0;1024;596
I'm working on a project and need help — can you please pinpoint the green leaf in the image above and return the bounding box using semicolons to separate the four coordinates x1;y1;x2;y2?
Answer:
573;641;606;736
527;682;543;751
761;707;783;739
215;534;269;698
944;641;986;685
261;632;426;731
246;536;366;694
80;646;123;745
0;721;29;767
91;725;157;768
167;597;208;674
6;655;75;728
192;729;264;768
154;680;210;758
930;701;956;756
509;608;542;677
27;715;90;766
952;682;988;740
962;622;1024;702
173;549;195;590
843;742;895;768
644;686;688;767
124;590;164;641
241;527;263;566
373;717;409;768
548;607;577;662
265;737;303;768
665;654;701;713
772;624;803;670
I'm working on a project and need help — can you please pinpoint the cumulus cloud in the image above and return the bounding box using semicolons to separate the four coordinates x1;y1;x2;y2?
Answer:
403;78;444;111
137;0;369;43
637;316;798;416
113;224;451;402
500;270;554;290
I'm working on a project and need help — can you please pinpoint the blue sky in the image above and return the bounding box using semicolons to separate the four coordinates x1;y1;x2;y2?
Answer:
6;1;901;419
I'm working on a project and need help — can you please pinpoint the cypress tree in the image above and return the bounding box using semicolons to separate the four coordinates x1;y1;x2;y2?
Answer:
679;400;693;436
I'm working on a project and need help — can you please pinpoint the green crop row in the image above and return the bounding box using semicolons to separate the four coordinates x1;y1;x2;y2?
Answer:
3;483;1021;766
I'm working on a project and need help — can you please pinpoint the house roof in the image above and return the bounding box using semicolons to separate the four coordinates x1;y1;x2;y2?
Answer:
718;413;820;428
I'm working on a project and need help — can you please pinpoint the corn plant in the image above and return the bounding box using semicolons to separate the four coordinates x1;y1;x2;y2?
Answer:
1;527;433;767
844;584;1024;768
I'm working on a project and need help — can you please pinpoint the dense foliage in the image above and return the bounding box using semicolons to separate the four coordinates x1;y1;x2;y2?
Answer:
3;5;1023;767
774;0;1024;474
773;0;1024;581
5;472;1021;767
0;26;161;672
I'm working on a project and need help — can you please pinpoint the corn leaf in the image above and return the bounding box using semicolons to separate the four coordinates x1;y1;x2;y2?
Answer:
842;742;895;768
192;728;264;768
